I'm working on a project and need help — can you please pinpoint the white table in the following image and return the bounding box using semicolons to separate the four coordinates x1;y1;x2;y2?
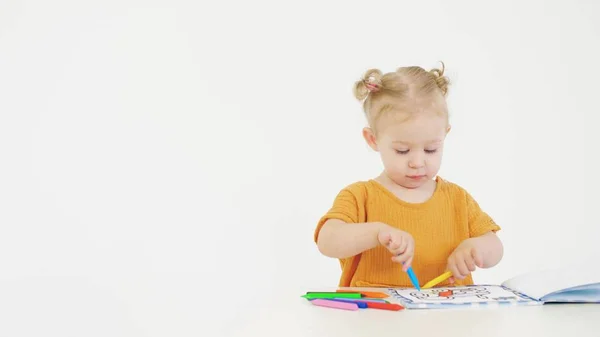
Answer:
224;287;600;337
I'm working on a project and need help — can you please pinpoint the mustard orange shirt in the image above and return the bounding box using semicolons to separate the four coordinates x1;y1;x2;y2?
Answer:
314;176;500;288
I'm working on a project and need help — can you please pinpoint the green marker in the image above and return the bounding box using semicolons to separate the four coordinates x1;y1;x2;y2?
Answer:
302;292;362;300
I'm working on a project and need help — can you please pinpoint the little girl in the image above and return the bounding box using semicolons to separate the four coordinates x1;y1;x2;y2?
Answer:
314;63;503;288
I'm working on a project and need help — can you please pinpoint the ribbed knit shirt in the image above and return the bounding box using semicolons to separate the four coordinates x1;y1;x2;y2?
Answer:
314;176;500;288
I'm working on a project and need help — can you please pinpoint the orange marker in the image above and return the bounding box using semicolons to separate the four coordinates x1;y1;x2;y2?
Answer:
336;290;389;298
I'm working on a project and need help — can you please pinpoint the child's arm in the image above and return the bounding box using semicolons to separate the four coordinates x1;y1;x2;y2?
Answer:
316;219;385;259
447;232;503;280
469;231;503;268
447;187;503;280
317;219;415;267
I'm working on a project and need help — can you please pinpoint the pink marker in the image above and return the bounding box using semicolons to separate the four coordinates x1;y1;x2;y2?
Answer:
310;299;359;311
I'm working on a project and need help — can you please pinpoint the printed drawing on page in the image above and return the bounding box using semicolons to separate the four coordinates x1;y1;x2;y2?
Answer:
392;285;527;304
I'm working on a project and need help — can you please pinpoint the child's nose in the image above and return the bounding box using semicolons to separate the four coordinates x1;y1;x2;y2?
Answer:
408;154;425;168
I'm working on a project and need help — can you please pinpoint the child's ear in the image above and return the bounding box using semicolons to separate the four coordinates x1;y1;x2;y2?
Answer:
362;127;379;151
446;125;452;134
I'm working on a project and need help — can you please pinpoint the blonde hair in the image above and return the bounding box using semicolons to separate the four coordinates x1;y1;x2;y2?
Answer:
353;62;450;132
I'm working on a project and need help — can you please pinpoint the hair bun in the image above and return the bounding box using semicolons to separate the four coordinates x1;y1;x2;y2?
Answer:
429;62;449;96
353;68;383;101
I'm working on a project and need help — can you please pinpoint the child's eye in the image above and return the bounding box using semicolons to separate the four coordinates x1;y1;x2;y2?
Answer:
425;149;438;154
395;149;409;154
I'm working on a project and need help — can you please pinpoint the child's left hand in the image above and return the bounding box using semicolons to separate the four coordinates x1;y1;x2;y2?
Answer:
446;238;484;281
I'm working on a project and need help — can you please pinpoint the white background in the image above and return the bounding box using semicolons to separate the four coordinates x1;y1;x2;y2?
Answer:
1;0;598;336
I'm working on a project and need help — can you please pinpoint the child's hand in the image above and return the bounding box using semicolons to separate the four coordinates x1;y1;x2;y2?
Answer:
377;227;415;271
446;238;484;281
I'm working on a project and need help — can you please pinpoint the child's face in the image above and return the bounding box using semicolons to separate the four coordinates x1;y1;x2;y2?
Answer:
365;112;449;189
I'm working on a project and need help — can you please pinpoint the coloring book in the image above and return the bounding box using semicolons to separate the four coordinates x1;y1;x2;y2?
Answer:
386;266;600;309
387;285;541;308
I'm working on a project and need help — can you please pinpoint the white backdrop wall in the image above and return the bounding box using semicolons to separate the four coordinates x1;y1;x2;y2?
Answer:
1;0;598;336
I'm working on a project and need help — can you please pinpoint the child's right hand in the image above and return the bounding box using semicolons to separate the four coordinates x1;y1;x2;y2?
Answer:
377;226;415;271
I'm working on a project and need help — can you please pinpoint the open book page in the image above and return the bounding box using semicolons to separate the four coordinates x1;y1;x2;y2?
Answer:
387;285;538;308
501;266;600;301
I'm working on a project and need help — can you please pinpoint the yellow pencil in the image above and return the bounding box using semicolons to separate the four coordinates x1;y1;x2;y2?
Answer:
422;271;453;289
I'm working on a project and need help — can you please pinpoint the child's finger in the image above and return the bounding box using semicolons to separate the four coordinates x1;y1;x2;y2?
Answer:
399;240;415;265
403;255;414;270
394;239;408;255
464;254;476;272
391;252;411;265
404;239;414;256
389;236;402;250
471;248;484;268
455;254;470;278
447;258;462;280
378;232;392;246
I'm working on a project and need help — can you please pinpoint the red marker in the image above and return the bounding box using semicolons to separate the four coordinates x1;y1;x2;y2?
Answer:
365;301;404;311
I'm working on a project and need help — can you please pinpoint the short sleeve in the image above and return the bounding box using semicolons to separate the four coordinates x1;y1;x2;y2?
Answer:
465;191;501;237
313;187;361;243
